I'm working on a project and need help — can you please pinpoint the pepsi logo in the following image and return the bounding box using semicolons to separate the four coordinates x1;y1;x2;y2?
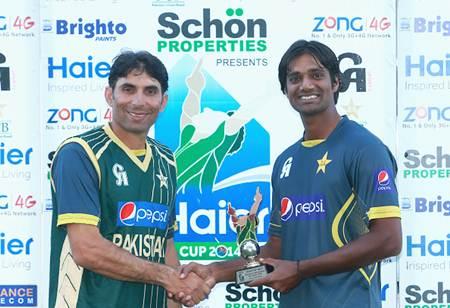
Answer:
280;197;294;221
377;170;390;186
116;201;169;228
119;202;136;226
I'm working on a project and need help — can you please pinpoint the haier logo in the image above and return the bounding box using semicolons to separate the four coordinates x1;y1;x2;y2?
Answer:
405;54;450;77
48;56;110;79
47;108;97;123
381;283;389;302
0;52;11;91
0;285;37;307
414;16;450;36
0;143;33;165
312;16;391;32
54;18;127;40
406;234;450;256
280;195;326;222
117;201;169;229
0;233;33;255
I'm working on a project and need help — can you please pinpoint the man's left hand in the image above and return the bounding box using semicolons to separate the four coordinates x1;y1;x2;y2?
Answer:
247;258;301;293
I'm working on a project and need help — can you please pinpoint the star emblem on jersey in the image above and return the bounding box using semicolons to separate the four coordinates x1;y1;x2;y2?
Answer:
316;151;332;174
156;170;168;189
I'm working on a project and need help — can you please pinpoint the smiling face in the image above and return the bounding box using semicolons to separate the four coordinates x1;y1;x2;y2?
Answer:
285;53;339;117
105;69;167;143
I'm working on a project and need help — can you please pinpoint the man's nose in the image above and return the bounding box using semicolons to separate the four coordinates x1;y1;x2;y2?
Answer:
131;91;145;105
300;77;314;91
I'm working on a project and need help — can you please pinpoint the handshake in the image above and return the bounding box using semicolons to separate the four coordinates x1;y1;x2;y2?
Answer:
164;262;216;307
164;256;298;307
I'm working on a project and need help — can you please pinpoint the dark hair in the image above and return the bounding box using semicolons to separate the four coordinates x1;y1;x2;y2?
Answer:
278;40;341;104
108;50;169;93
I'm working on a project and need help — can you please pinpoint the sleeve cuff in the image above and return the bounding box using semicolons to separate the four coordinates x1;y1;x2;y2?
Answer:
57;213;100;226
368;206;401;220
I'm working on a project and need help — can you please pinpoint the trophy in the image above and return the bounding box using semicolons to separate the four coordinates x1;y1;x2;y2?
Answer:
228;187;271;284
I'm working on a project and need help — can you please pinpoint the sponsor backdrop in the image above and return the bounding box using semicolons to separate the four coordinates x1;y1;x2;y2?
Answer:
0;0;447;307
397;1;450;308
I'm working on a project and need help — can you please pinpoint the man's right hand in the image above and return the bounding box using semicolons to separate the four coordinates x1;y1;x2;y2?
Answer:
165;265;215;307
180;262;215;284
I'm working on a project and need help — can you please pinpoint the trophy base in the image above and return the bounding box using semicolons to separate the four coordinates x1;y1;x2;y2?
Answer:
236;264;270;284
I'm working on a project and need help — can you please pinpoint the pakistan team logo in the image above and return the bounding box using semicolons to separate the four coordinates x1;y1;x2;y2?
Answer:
156;56;270;255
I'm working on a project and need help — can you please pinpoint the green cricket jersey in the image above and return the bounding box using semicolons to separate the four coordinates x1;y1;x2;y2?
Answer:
49;124;177;308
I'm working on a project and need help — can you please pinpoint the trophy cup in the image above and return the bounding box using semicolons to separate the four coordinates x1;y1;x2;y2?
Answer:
228;187;271;284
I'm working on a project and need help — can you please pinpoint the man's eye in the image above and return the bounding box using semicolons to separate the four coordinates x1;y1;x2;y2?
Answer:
312;72;323;79
288;75;300;83
146;88;157;95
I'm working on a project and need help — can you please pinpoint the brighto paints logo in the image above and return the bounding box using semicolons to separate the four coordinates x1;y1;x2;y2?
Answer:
51;18;127;41
155;56;270;259
117;201;169;229
401;196;450;216
156;8;267;52
403;146;450;179
411;16;450;36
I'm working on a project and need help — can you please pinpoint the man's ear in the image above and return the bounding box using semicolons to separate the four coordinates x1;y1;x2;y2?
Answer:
332;76;340;93
105;86;113;106
159;94;168;112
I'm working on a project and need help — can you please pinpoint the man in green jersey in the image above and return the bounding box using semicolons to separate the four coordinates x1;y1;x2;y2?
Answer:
49;51;212;308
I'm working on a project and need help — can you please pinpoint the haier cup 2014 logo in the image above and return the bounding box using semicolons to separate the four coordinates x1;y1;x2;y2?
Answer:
156;56;270;260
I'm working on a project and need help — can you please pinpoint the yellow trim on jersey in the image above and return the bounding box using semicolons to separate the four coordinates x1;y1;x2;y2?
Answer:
57;213;100;226
332;193;355;247
332;193;377;284
368;206;401;220
50;177;56;192
96;139;112;160
301;139;325;147
132;149;147;156
103;124;152;172
363;262;378;284
154;145;176;166
270;222;282;228
51;137;101;190
170;221;178;232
